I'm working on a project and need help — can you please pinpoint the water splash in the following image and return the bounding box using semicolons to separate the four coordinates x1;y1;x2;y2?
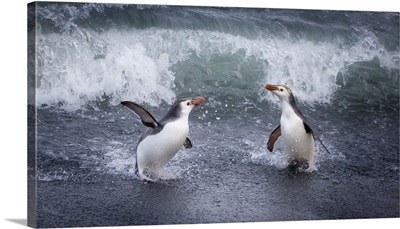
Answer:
34;4;399;111
246;135;346;172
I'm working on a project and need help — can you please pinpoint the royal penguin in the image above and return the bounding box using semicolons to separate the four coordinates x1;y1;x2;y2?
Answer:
121;96;205;181
265;84;316;171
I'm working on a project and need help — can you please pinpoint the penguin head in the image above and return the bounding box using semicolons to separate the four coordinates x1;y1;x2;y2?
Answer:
265;84;295;103
164;96;205;120
177;96;206;115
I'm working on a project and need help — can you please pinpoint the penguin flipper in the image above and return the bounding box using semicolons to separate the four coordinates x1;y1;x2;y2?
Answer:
302;121;332;154
303;121;313;134
183;137;192;149
121;101;159;128
267;125;281;152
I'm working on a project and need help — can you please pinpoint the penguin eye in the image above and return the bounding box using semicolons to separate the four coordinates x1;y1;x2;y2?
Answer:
187;102;190;106
280;88;284;92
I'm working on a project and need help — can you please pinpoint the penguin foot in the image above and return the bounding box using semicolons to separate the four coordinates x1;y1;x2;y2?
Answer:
288;160;309;173
138;171;158;182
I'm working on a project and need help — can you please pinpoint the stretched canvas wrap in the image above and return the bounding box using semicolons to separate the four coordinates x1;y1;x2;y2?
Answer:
27;1;399;228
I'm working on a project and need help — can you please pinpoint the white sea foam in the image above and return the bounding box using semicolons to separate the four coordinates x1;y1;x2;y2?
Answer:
35;26;397;110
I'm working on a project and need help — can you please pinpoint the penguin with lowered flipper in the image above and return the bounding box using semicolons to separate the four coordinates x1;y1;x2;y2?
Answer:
121;96;205;181
265;84;330;172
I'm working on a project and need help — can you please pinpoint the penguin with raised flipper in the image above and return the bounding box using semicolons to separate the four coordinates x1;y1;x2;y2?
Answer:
121;96;205;181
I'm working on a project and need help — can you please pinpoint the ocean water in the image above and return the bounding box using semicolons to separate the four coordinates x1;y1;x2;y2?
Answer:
28;2;399;228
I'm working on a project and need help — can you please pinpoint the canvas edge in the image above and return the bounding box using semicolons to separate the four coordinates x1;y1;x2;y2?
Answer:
27;1;37;228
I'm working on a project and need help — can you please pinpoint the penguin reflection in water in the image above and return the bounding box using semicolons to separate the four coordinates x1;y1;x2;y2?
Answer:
265;84;329;172
121;97;205;181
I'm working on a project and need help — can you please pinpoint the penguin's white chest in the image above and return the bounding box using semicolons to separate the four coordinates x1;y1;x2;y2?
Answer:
280;106;315;163
136;118;189;174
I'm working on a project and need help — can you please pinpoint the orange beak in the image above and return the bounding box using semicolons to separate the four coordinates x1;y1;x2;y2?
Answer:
265;84;279;91
190;96;205;106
